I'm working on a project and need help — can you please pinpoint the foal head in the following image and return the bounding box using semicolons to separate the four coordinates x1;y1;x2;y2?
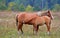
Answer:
46;10;54;20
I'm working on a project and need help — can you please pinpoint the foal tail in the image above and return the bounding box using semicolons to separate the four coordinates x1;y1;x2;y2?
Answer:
16;14;18;26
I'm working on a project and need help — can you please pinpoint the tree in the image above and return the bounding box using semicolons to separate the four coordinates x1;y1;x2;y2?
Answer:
52;4;60;12
25;5;33;12
0;0;7;10
33;7;41;11
19;4;25;11
0;4;7;10
7;2;15;11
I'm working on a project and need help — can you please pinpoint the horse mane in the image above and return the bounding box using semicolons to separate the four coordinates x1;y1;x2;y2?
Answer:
37;10;50;16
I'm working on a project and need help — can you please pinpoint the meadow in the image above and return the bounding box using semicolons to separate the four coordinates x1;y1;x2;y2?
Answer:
0;11;60;38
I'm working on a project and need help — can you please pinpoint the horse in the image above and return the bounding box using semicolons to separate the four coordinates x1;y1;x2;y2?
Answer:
16;10;54;35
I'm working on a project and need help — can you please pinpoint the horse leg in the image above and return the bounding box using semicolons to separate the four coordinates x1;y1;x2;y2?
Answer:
46;23;50;35
20;26;23;34
36;25;39;35
33;25;38;35
37;25;39;32
17;22;23;35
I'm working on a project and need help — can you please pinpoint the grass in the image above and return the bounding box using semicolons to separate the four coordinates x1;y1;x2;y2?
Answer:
0;11;60;38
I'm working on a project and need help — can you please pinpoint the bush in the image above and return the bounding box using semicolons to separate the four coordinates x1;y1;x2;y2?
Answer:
25;5;33;12
7;2;15;11
33;7;41;11
0;4;7;10
12;5;19;11
19;4;25;11
52;4;60;12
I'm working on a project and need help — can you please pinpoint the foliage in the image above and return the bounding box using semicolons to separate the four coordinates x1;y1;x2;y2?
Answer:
8;2;15;7
0;4;7;10
12;5;19;11
0;0;7;10
25;5;33;12
7;2;15;11
0;0;2;2
33;7;41;11
19;4;25;11
52;4;60;12
0;0;60;11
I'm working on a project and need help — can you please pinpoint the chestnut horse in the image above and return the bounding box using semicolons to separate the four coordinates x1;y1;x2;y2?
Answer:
16;10;53;35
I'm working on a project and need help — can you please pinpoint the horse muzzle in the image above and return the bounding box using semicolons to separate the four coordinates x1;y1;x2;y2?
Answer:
51;16;54;20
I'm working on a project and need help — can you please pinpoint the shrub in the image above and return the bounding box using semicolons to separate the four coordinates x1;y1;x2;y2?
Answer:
25;5;33;12
19;4;25;11
52;4;60;12
33;7;41;11
0;4;7;10
7;2;15;11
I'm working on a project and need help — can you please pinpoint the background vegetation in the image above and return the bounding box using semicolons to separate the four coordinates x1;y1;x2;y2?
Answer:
0;0;60;12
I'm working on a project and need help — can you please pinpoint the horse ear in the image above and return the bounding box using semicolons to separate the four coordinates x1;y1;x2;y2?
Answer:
47;10;50;13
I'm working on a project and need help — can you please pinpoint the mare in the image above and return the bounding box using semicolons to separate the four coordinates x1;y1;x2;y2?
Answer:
16;10;54;35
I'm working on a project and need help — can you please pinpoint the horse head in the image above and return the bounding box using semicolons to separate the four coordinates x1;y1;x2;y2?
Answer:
46;10;54;20
36;10;54;20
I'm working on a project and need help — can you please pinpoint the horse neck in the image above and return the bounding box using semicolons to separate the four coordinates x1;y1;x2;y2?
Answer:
48;12;54;20
37;11;42;16
37;11;47;16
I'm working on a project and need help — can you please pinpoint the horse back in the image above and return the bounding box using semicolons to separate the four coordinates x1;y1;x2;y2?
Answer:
17;13;38;23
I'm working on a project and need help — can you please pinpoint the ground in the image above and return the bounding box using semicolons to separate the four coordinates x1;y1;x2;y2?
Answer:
0;11;60;38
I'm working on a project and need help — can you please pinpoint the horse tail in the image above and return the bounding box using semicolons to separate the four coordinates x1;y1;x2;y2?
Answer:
16;14;18;26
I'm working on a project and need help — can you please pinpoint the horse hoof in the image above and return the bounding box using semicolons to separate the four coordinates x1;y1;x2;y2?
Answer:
47;32;50;35
33;33;38;35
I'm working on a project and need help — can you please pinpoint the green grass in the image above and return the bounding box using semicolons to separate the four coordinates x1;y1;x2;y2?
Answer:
0;24;60;38
0;11;60;38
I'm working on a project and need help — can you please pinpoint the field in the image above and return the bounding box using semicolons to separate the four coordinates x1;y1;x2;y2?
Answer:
0;11;60;38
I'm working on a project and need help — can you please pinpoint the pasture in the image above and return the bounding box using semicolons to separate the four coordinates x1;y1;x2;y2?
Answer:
0;11;60;38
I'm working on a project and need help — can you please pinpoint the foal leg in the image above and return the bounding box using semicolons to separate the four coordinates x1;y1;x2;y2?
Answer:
36;25;39;35
33;25;38;35
46;23;50;35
